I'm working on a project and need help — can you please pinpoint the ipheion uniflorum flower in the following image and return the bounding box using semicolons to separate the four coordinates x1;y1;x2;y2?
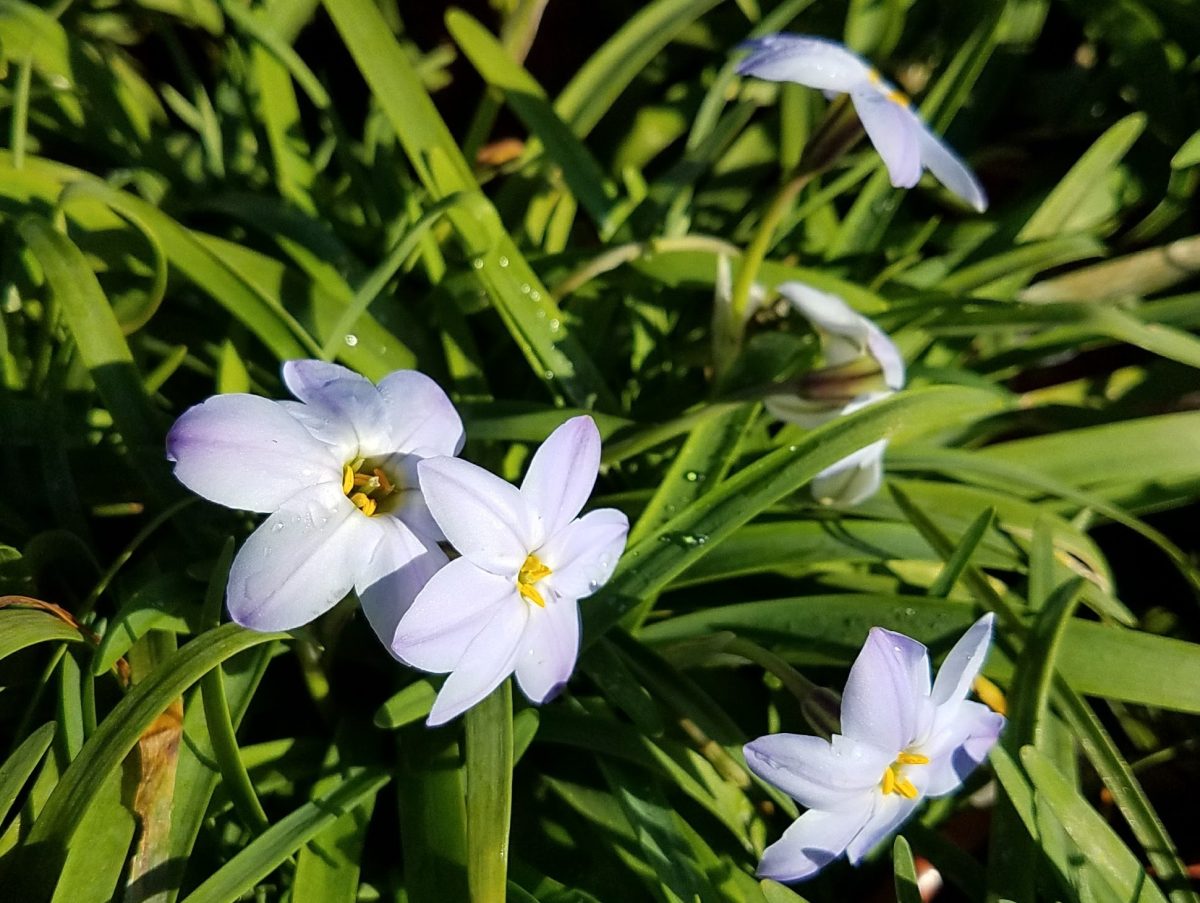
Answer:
737;34;988;211
392;415;629;726
744;614;1004;882
166;360;464;643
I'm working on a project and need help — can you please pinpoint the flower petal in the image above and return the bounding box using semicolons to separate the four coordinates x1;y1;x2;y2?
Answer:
917;123;988;212
377;370;465;456
281;359;391;457
418;457;536;574
521;416;602;538
931;613;996;707
539;508;629;600
427;603;528;726
167;393;339;513
811;438;888;507
226;483;375;631
776;283;905;388
845;792;920;864
744;733;891;810
392;558;521;672
355;516;447;651
841;627;931;751
378;452;443;541
514;590;580;704
756;801;873;883
924;700;1004;797
850;90;922;189
735;34;871;93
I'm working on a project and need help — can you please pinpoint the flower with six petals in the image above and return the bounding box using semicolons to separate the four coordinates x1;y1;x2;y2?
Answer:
766;282;904;506
737;34;988;211
744;613;1004;883
392;415;629;726
166;360;463;642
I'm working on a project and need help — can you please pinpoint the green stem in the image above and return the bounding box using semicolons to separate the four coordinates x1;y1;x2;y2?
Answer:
465;680;513;903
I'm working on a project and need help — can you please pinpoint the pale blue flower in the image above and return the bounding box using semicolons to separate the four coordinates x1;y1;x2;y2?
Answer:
166;360;463;642
392;416;629;726
765;282;904;506
744;615;1004;883
737;34;988;211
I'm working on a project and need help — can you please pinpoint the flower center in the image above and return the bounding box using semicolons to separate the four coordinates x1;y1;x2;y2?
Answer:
880;751;929;800
342;460;397;517
517;554;552;608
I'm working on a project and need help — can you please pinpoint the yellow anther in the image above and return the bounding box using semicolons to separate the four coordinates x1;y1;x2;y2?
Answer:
881;765;897;795
517;554;552;608
881;751;928;798
866;67;910;107
353;472;373;487
350;492;376;517
374;468;393;495
974;674;1008;715
342;464;354;495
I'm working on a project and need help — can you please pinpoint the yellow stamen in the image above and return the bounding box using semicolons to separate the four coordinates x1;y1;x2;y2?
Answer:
881;765;896;795
881;750;928;798
341;461;399;517
517;554;552;608
974;674;1008;715
866;68;910;107
374;468;393;495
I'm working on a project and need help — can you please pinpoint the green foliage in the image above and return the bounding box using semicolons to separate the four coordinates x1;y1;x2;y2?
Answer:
1;0;1198;900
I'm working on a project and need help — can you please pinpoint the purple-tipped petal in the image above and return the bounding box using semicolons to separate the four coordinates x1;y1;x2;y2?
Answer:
744;733;891;810
917;124;988;212
426;602;528;726
811;438;888;507
539;508;628;600
418;457;537;574
924;700;1004;796
377;370;465;456
931;613;995;707
521;416;602;538
845;792;921;864
392;558;523;673
736;34;871;93
226;483;375;631
282;359;392;457
841;627;931;751
356;516;447;651
167;393;339;513
756;801;872;883
850;90;923;189
514;591;580;704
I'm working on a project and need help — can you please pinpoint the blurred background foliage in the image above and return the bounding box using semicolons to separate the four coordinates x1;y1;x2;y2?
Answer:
0;0;1198;900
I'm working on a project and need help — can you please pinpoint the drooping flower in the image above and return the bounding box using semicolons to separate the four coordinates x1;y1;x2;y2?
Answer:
166;360;464;642
392;415;629;726
737;34;988;211
744;614;1004;883
765;282;904;506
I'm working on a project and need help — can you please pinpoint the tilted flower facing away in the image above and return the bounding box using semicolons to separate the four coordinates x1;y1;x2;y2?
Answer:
737;34;988;212
744;614;1004;883
765;282;904;506
166;360;463;642
392;415;629;726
